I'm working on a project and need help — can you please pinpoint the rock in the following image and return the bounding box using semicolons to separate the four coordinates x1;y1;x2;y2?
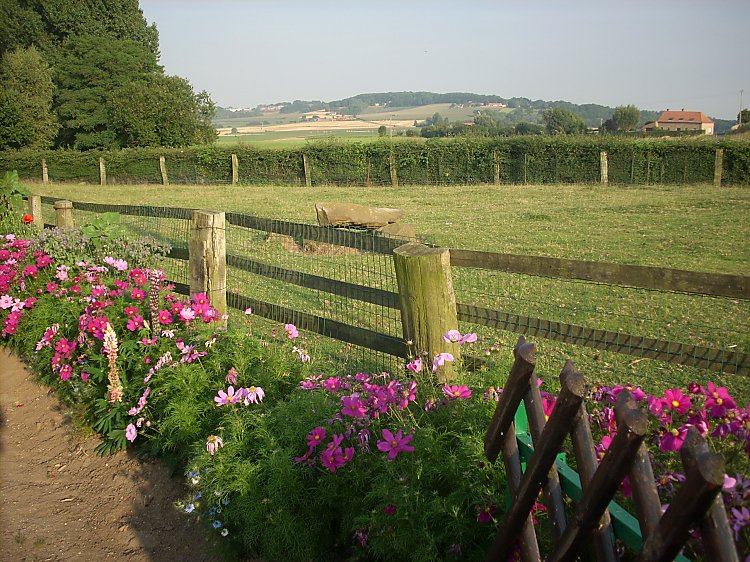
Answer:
377;222;416;240
315;202;404;228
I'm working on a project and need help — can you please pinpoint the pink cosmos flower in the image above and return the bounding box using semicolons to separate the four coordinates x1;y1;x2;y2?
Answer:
158;309;173;325
244;307;253;315
206;435;224;455
306;426;327;449
180;307;196;321
130;288;145;300
443;330;478;345
123;306;139;317
406;357;422;373
341;395;368;418
377;428;415;460
398;381;418;410
442;384;472;400
322;377;342;392
659;425;690;452
126;315;145;332
662;389;692;415
242;386;265;404
125;423;137;442
477;504;497;524
0;294;13;309
214;386;241;406
226;367;238;385
382;503;397;515
59;364;73;381
704;382;736;418
284;323;299;339
432;352;454;372
612;384;647;401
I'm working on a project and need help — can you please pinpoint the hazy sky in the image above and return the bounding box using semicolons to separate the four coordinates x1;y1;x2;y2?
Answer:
140;0;748;120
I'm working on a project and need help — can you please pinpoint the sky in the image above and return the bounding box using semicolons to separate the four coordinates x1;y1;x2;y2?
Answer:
139;0;749;120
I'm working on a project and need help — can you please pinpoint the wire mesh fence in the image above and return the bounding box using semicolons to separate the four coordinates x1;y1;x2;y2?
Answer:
36;197;750;398
224;214;405;374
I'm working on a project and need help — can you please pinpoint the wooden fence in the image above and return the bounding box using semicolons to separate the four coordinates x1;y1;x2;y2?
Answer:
483;336;738;561
34;196;750;378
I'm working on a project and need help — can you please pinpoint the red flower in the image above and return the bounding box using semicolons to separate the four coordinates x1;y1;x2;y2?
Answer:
22;214;33;224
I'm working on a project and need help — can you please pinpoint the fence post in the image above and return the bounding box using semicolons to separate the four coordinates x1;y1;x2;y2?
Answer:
54;200;74;229
389;151;399;187
42;159;48;184
231;153;239;185
189;210;227;322
713;148;724;187
600;151;609;185
493;150;501;185
302;153;312;187
26;195;42;228
393;242;459;382
99;157;106;185
159;156;169;185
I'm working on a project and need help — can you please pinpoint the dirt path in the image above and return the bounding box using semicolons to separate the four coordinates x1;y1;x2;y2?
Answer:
0;347;220;562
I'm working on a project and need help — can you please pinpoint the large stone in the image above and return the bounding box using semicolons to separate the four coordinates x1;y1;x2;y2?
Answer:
377;222;416;240
315;202;404;228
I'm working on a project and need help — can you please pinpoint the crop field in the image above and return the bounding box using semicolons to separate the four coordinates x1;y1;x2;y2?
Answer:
30;181;750;400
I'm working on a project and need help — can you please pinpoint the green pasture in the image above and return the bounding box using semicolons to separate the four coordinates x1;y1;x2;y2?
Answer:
29;181;750;400
215;129;382;148
356;102;487;122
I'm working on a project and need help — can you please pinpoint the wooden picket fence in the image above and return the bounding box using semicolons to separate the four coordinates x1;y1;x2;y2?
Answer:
484;337;739;562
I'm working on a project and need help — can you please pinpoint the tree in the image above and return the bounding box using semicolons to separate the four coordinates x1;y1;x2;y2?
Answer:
54;34;159;149
0;88;35;150
0;46;58;148
542;108;586;135
738;109;750;125
108;75;216;147
378;125;387;137
610;105;640;132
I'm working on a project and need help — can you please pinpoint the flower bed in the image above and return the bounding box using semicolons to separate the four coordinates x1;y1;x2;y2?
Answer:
1;214;748;560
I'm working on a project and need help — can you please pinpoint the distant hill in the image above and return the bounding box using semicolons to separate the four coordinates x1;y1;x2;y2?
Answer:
214;91;736;133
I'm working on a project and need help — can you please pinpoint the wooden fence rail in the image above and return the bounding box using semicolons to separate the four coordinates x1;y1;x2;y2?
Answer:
484;337;737;562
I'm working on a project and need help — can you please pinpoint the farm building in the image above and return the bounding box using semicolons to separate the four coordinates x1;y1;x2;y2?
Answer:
644;109;715;135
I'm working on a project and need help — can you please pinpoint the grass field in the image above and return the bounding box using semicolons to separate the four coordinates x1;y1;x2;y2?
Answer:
28;181;750;401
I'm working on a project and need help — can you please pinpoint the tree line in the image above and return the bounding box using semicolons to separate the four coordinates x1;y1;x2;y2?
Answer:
0;0;215;151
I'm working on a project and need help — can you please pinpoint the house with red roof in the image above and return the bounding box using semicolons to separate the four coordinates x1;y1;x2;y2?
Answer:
651;109;715;135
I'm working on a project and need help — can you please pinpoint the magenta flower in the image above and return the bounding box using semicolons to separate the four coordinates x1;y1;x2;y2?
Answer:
322;377;342;392
442;384;472;400
126;315;145;332
659;425;689;452
59;364;73;381
432;352;454;372
612;384;647;401
158;309;173;325
341;395;368;418
123;306;139;317
306;426;327;448
225;367;238;385
377;428;415;460
476;504;497;523
382;503;397;515
406;357;422;373
130;288;145;300
704;382;736;418
214;386;240;406
284;323;299;339
663;388;692;415
398;381;418;410
125;423;137;442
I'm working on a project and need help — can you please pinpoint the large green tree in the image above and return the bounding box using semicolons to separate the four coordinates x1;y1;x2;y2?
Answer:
610;105;641;132
55;34;159;149
108;75;216;147
542;108;586;135
0;88;35;150
0;46;58;149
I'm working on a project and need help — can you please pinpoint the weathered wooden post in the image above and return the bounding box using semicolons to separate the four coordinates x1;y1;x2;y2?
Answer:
302;153;312;187
99;157;106;186
26;195;42;228
714;148;724;187
231;153;239;185
189;210;227;322
159;156;169;185
493;150;501;185
600;151;609;185
54;200;74;229
393;242;460;382
389;151;399;187
41;159;49;184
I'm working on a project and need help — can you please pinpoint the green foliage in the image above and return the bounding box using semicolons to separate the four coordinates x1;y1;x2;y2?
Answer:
378;125;387;137
0;170;30;212
0;87;36;150
604;104;641;133
542;107;587;135
0;46;58;149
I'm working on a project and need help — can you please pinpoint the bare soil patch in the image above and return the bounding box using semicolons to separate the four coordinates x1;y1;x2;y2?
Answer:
0;347;220;562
